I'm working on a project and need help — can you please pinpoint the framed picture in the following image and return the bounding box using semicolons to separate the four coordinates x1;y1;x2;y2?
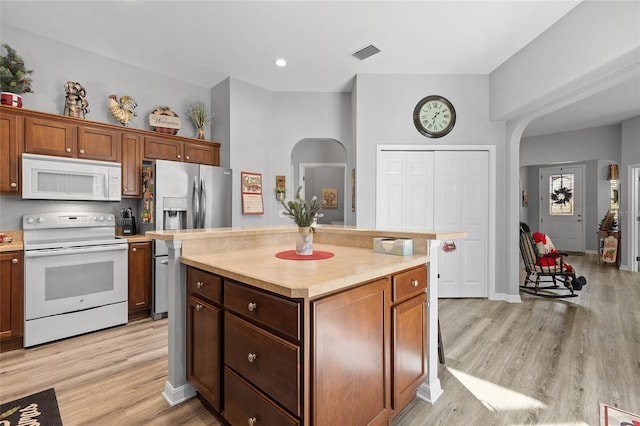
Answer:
241;171;264;214
242;193;264;215
322;188;338;209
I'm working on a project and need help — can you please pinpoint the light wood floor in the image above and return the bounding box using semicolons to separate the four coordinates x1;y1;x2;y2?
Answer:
1;254;638;425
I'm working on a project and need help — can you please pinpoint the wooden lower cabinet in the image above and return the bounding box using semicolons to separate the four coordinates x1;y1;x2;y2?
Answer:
312;278;390;426
186;264;427;425
187;295;222;411
0;251;24;352
128;242;151;320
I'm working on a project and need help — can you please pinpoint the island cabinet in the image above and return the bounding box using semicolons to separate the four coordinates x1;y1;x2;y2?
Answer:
186;267;224;412
0;108;23;194
0;251;24;353
128;242;152;320
186;263;428;426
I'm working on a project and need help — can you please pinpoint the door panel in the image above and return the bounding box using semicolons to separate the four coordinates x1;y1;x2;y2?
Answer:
540;166;584;252
377;150;488;298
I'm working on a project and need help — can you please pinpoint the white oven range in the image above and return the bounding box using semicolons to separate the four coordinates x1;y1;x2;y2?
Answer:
22;212;128;347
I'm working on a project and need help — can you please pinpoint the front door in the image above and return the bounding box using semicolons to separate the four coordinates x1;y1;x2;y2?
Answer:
540;166;584;252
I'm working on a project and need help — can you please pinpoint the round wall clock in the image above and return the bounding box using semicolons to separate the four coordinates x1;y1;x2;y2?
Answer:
413;95;456;138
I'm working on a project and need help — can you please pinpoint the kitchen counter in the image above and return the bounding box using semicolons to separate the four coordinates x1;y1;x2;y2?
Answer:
147;225;466;411
115;234;153;243
0;230;23;252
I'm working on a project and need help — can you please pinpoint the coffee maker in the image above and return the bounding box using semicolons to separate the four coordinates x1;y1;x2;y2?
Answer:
163;197;187;230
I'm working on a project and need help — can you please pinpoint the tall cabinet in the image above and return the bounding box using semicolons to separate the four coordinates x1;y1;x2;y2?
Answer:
0;251;23;352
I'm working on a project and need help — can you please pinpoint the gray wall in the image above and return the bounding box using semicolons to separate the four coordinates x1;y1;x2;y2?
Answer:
519;124;624;252
490;1;640;120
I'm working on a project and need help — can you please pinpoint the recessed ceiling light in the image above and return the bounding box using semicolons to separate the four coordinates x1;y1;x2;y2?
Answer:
274;58;287;67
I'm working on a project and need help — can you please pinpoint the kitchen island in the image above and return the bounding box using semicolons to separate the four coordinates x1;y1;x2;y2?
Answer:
147;225;465;425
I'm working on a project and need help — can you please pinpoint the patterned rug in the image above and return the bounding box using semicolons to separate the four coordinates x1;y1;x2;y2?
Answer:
0;388;63;425
600;402;640;426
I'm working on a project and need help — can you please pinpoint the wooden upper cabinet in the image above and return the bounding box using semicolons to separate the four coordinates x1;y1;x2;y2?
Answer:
0;109;23;194
143;136;184;161
77;125;120;162
121;132;142;197
24;116;77;157
185;142;217;165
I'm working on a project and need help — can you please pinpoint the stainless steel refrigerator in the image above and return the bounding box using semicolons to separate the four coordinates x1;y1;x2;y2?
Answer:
139;159;232;319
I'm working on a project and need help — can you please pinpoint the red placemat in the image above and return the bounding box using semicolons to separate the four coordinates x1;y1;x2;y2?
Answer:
275;250;335;260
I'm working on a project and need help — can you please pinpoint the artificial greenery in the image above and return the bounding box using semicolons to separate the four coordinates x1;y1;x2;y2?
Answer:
0;43;33;94
187;100;214;129
280;186;323;228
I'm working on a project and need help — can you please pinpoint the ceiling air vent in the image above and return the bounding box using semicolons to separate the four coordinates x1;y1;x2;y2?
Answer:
352;44;381;61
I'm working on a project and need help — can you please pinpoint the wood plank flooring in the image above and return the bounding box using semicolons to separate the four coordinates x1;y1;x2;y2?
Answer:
1;254;638;425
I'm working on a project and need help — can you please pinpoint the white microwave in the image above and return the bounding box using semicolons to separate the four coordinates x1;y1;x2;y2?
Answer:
22;153;122;201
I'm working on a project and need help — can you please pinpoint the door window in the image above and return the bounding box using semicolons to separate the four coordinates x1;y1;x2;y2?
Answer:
549;173;574;216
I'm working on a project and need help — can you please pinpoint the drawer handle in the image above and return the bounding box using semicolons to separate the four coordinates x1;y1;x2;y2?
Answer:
196;304;203;311
10;182;17;188
247;353;257;363
177;154;181;159
196;281;204;289
12;258;18;264
135;302;145;306
185;155;190;160
132;247;137;253
79;149;85;154
247;302;257;312
65;147;72;153
248;417;258;426
411;279;419;287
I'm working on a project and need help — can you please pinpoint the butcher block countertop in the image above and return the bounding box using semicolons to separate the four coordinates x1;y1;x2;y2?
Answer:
147;225;466;299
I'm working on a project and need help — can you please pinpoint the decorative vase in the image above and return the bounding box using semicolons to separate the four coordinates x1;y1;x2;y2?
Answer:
296;227;313;256
197;127;205;140
1;92;22;108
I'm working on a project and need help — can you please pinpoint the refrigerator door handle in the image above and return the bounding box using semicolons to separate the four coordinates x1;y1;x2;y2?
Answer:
192;176;199;228
200;177;206;228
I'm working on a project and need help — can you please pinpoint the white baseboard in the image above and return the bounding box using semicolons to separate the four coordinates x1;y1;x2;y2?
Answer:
490;293;522;303
163;381;196;407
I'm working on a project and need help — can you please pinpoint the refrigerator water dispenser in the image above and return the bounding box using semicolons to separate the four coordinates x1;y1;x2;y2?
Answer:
163;197;187;230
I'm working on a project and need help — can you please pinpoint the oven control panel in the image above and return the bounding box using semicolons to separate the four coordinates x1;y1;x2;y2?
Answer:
23;212;116;229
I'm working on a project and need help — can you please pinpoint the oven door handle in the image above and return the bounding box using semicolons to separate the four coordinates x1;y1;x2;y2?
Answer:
24;244;128;258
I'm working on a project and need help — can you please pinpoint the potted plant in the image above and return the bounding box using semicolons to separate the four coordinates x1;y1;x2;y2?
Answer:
0;43;33;108
276;186;287;201
187;100;214;140
280;186;324;255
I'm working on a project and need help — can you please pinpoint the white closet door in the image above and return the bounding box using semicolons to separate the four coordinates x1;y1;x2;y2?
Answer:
434;151;488;298
376;149;488;298
376;151;434;230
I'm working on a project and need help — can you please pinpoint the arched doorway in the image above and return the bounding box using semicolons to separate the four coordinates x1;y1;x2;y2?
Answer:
291;138;348;225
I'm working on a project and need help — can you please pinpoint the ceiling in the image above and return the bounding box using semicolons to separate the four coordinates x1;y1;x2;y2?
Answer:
2;1;638;137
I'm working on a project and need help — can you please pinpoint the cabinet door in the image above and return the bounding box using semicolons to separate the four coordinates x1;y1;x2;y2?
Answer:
187;295;222;411
128;242;151;317
184;142;216;165
78;125;120;161
0;109;22;194
121;132;142;197
0;251;23;351
312;278;390;426
392;293;427;411
143;136;184;161
24;116;76;157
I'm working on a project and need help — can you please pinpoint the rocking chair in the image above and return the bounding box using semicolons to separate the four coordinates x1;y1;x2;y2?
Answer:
519;222;586;298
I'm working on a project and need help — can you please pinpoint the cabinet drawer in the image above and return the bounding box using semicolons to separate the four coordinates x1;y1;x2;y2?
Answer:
187;267;222;304
225;312;300;416
393;265;427;302
224;367;299;426
224;280;300;341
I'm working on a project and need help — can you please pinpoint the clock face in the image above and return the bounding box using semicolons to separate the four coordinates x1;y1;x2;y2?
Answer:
413;96;456;138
